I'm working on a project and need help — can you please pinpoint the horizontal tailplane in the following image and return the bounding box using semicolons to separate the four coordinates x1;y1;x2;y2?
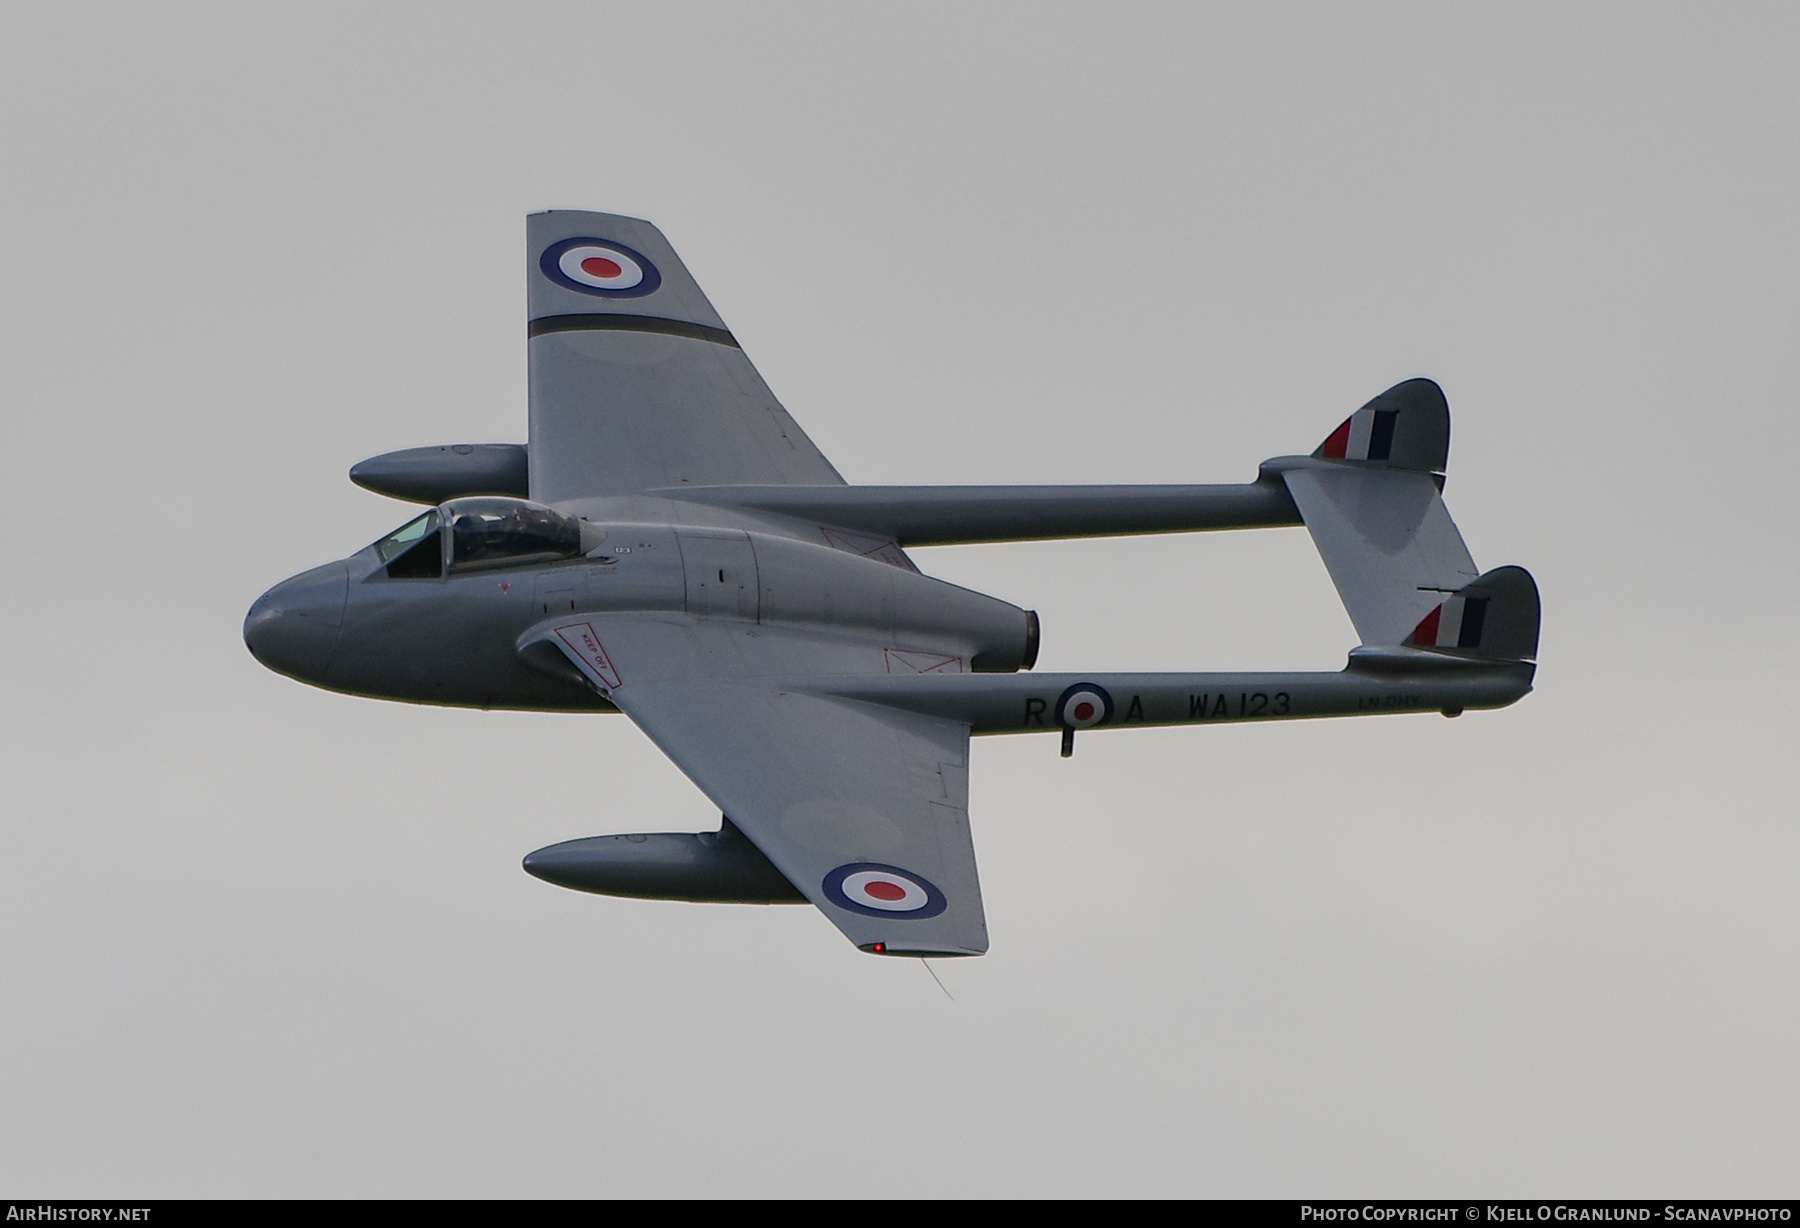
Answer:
1268;378;1487;646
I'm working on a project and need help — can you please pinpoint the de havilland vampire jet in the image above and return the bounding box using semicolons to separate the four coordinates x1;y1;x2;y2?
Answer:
245;210;1539;958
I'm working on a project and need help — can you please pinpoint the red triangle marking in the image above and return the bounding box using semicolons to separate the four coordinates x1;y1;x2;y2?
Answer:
1411;606;1441;646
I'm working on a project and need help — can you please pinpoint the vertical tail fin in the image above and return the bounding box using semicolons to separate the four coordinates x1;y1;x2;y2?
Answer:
1313;377;1451;474
1406;566;1540;661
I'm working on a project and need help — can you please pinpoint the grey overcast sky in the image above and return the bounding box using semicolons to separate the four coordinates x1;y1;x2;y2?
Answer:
2;2;1796;1197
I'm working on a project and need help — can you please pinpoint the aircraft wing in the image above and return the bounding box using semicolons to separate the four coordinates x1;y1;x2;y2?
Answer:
541;615;988;956
527;211;845;504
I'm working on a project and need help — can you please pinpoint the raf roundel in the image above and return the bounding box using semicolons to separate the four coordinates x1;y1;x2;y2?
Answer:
1056;681;1114;729
539;237;662;298
823;863;948;920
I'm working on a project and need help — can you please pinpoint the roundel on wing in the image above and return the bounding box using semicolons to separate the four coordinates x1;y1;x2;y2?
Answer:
539;237;662;298
1056;682;1114;729
822;863;948;919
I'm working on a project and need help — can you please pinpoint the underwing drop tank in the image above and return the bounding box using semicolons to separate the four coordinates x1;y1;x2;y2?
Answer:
522;820;806;904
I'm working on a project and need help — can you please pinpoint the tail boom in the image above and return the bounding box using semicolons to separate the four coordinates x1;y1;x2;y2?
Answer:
810;659;1533;734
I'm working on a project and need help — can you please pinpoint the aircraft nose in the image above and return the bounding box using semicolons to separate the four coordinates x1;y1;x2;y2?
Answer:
244;560;350;684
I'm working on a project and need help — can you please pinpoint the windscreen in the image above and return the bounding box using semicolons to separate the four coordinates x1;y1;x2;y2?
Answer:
374;509;440;564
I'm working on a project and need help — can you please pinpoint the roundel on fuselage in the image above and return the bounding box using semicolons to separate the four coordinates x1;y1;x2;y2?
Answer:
1055;682;1114;729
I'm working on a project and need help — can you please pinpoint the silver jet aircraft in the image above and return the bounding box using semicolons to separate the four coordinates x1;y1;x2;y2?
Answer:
245;210;1539;958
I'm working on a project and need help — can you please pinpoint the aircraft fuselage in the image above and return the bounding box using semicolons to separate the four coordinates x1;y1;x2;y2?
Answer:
245;497;1038;712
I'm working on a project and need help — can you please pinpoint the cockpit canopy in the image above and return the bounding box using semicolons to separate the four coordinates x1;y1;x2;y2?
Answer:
447;498;584;568
373;498;587;579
